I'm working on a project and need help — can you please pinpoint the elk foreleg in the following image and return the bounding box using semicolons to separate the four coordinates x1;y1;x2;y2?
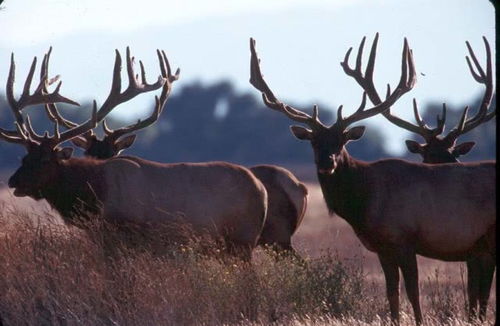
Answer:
398;251;423;325
378;253;400;325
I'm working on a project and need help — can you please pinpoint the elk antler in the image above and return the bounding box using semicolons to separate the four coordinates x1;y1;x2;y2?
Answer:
336;36;416;127
1;48;80;147
249;38;324;129
339;33;432;136
442;37;494;145
6;47;79;125
102;49;180;141
362;37;494;143
250;36;416;130
95;47;166;122
44;49;177;143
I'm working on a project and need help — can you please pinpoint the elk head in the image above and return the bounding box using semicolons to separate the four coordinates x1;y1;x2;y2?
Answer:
6;111;98;199
44;49;180;159
390;38;493;163
249;35;416;174
1;47;167;196
340;35;494;163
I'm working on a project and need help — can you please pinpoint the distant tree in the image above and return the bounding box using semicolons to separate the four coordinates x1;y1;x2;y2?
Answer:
126;80;391;165
0;80;394;171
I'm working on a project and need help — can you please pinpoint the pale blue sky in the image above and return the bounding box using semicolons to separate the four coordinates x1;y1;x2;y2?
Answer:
0;0;495;154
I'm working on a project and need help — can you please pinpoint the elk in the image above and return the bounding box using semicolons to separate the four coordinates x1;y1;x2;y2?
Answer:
45;53;309;256
0;48;268;261
249;36;496;325
341;35;496;322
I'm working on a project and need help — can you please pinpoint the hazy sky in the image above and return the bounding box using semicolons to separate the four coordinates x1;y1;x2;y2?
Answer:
0;0;495;154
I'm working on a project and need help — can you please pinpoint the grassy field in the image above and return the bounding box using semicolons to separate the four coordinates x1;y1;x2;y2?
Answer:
0;183;496;325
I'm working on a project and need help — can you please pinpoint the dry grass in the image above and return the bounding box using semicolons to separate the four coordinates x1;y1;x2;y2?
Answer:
0;184;496;325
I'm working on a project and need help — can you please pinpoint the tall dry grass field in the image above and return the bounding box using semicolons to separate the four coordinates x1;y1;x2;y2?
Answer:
0;184;496;325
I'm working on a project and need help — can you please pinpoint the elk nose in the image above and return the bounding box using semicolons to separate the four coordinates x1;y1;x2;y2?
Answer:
318;168;335;175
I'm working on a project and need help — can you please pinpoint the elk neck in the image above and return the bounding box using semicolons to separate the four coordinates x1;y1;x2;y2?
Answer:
41;157;107;224
316;148;369;232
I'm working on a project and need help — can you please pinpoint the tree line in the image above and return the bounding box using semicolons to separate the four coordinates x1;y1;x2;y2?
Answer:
0;80;495;172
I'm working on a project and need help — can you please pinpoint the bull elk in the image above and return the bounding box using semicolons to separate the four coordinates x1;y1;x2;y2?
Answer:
249;36;496;325
342;35;496;322
0;47;268;261
45;53;309;256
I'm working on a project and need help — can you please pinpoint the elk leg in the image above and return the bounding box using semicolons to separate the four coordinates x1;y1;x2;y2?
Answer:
478;255;495;321
398;251;423;325
466;259;480;321
378;253;400;325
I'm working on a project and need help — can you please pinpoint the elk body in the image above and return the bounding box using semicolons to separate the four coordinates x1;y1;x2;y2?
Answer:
249;165;308;252
45;52;308;256
344;35;496;322
0;48;268;261
249;36;496;325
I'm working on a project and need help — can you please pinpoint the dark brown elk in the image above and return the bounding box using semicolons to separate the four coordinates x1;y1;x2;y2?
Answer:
0;48;268;261
341;35;496;322
45;52;309;256
249;36;496;325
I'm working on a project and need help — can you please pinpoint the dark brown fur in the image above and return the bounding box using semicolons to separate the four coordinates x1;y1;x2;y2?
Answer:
316;148;495;325
250;165;308;252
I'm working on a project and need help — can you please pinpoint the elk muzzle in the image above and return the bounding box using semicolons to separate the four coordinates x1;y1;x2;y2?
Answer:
317;155;337;175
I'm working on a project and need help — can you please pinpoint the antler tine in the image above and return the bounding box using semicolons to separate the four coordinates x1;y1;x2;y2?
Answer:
4;48;79;147
157;49;180;112
338;37;416;128
23;115;46;142
443;37;494;143
342;34;425;135
39;47;61;89
249;38;322;128
95;47;166;122
50;101;98;147
38;48;95;140
102;119;113;136
435;103;447;134
103;50;180;140
44;103;78;129
6;53;26;125
106;96;162;140
340;33;382;104
0;121;34;148
0;128;29;146
6;51;80;124
412;98;427;129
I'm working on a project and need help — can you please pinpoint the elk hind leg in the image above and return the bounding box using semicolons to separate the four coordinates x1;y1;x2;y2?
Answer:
466;259;480;321
478;255;495;321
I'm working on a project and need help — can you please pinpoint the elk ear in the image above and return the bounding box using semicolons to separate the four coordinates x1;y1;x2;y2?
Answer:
71;136;90;150
405;140;424;154
56;147;74;160
290;125;313;140
115;134;137;152
344;126;365;141
452;141;475;157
